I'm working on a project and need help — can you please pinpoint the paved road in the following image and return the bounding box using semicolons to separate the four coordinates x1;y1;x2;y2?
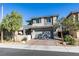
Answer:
0;48;79;56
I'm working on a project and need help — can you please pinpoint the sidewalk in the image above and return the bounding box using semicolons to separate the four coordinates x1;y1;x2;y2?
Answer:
0;43;79;53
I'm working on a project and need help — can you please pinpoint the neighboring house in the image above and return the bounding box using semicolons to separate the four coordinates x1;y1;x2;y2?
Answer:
66;12;79;22
21;15;62;40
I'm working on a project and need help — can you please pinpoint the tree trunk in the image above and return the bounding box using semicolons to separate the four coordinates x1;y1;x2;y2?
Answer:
1;31;3;43
61;31;64;41
12;32;15;42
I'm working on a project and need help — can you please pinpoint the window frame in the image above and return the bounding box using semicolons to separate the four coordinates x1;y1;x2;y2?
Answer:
36;18;41;23
47;17;51;23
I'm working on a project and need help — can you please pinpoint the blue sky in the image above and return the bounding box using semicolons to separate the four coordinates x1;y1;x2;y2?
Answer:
0;3;79;25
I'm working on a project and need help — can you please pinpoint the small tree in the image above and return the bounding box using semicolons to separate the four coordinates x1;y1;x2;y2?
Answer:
62;17;79;36
2;11;22;41
61;16;79;45
0;14;10;42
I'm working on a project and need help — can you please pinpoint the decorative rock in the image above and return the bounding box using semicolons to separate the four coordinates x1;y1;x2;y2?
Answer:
63;42;67;45
22;41;26;44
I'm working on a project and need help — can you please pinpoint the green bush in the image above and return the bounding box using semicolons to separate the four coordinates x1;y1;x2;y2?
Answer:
64;35;75;45
22;37;27;41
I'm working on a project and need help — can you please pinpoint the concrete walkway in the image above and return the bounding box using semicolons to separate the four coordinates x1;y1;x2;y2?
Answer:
0;43;79;53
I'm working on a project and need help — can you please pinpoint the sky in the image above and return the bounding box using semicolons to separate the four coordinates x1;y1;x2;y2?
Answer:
0;3;79;25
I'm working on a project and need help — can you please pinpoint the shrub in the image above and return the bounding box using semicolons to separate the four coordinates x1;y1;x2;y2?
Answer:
3;35;12;41
22;37;27;41
64;35;75;45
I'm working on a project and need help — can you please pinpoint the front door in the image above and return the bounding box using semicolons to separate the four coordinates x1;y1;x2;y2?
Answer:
58;32;61;38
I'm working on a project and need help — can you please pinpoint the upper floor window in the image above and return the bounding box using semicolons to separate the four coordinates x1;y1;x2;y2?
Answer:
47;18;51;23
36;18;41;23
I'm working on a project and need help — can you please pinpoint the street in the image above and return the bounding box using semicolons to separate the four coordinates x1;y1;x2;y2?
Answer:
0;48;78;56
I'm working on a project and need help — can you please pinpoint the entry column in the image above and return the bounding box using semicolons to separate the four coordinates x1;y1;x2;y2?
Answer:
23;28;26;35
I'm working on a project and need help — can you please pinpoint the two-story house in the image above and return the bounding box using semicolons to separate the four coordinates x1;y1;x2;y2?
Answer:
17;12;79;41
23;15;60;39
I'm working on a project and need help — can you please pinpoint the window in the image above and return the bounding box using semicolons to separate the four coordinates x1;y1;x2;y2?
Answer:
47;18;51;23
36;18;41;23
